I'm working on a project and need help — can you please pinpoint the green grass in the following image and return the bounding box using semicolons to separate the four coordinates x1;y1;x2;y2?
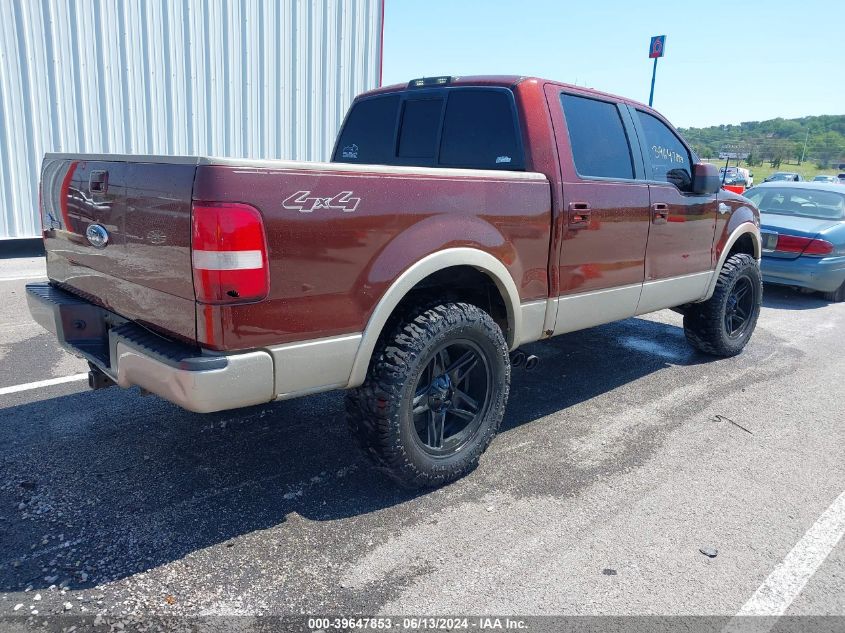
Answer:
704;159;838;184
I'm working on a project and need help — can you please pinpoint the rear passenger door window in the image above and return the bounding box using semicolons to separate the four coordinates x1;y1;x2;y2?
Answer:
635;110;693;191
561;94;634;180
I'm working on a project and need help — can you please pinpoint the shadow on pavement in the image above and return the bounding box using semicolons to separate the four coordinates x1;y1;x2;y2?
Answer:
762;283;833;310
0;315;713;592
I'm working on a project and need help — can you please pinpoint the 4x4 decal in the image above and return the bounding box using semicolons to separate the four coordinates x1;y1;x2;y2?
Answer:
282;190;360;213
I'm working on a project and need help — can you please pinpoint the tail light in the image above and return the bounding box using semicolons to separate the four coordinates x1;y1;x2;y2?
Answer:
803;239;835;256
775;235;834;256
191;202;269;304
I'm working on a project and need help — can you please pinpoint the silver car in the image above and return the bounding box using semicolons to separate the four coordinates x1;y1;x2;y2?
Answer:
744;182;845;302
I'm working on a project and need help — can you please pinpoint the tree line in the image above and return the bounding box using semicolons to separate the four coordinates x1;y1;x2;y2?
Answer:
679;114;845;168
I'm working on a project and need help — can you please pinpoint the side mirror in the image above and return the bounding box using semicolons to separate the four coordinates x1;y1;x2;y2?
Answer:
692;162;721;195
667;168;692;191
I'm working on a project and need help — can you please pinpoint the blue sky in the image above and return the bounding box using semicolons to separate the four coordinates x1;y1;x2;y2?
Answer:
382;0;845;128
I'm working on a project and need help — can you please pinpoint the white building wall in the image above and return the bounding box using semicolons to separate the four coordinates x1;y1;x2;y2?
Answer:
0;0;383;239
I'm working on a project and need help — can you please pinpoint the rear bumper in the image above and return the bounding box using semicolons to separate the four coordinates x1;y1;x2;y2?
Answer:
26;283;274;413
761;255;845;293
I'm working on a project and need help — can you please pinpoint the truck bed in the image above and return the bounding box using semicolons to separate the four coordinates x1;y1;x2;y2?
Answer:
40;153;551;351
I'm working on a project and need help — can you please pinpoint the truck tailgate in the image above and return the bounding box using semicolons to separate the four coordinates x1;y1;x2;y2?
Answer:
40;156;198;343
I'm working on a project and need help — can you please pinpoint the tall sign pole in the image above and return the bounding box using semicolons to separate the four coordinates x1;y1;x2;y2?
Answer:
648;35;666;107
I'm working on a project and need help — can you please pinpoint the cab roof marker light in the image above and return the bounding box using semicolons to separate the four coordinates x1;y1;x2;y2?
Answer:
408;76;453;88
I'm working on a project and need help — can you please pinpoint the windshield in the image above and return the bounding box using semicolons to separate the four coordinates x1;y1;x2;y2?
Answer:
745;187;845;220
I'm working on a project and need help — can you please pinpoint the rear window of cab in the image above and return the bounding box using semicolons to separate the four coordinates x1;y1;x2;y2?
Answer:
332;88;525;171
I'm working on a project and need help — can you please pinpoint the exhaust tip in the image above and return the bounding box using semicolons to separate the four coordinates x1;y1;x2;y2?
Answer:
509;350;526;368
524;355;539;371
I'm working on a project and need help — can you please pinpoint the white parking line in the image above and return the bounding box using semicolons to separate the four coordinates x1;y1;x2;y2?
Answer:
0;373;88;397
0;274;46;282
724;489;845;631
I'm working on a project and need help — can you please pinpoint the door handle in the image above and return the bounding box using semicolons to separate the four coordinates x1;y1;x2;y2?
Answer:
568;202;591;228
651;202;669;224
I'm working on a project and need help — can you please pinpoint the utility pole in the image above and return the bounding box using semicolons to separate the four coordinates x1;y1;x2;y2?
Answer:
799;129;809;165
647;36;666;108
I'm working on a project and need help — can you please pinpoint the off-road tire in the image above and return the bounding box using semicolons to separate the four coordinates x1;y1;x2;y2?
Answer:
683;253;762;356
822;281;845;303
345;302;510;489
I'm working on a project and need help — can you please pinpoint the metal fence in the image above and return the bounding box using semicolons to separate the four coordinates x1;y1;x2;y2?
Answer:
0;0;383;239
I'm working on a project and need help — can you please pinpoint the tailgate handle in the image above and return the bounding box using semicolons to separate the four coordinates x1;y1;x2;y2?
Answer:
89;170;109;193
568;202;591;228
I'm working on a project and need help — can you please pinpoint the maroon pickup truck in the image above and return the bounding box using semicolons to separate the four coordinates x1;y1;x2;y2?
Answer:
28;75;762;488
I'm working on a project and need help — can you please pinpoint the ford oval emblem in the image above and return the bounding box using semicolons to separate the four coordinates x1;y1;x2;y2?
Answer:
85;223;109;248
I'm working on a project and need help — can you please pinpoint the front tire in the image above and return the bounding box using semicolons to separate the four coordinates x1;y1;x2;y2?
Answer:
345;302;510;489
683;253;762;357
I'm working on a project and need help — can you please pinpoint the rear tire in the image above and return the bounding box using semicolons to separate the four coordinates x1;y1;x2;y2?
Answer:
345;302;510;489
822;281;845;303
683;254;762;357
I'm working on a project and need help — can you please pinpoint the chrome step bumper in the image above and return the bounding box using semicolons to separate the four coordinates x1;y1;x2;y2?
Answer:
25;283;274;413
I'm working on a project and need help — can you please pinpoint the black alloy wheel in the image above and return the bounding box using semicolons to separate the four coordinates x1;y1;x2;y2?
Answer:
345;302;510;488
683;253;762;357
411;341;492;456
724;276;755;338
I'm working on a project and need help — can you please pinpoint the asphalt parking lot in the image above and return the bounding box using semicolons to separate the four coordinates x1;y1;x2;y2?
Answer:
0;253;843;622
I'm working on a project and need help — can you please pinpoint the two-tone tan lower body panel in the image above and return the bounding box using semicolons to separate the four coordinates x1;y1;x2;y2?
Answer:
550;271;715;336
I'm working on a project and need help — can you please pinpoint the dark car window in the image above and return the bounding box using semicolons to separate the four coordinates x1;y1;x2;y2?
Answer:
334;88;524;170
439;90;524;170
745;187;845;220
636;110;693;191
398;98;443;159
333;95;400;165
561;94;634;180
